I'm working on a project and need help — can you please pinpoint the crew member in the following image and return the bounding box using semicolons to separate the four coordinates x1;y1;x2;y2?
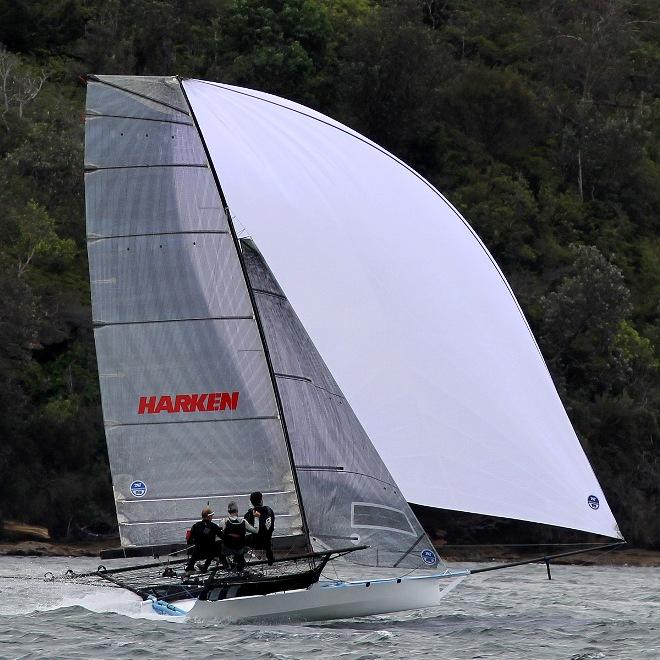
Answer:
244;491;275;565
222;501;258;571
185;506;223;575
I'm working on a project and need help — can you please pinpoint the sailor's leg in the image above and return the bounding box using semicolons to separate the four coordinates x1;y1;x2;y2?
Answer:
186;547;202;572
220;547;232;569
202;541;224;571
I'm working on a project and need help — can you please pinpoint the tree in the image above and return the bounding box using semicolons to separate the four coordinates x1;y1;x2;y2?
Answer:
535;0;655;103
198;0;349;109
0;46;46;128
452;168;539;269
335;2;451;164
0;253;37;362
0;253;37;528
2;200;76;277
540;243;633;397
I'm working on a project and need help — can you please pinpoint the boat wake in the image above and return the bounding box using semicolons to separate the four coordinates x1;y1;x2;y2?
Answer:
0;573;176;621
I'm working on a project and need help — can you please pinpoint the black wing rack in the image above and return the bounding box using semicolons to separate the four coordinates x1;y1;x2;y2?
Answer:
63;546;368;603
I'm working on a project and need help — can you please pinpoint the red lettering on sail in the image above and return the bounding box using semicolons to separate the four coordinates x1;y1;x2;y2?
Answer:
190;393;208;412
174;394;192;413
137;392;239;415
221;391;239;410
154;395;174;413
138;395;157;414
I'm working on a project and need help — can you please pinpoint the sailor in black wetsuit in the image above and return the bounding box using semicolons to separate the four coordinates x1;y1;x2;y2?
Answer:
244;491;275;565
221;501;258;571
185;506;223;575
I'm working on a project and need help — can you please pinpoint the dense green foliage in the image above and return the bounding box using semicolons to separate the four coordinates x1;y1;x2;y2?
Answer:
0;0;657;546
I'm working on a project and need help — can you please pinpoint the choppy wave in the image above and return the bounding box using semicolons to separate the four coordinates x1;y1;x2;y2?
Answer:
0;556;658;659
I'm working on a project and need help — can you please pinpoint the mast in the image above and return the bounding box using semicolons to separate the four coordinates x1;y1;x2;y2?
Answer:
178;78;311;546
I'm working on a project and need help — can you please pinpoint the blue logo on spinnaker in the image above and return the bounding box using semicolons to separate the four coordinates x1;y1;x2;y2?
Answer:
588;495;599;510
421;549;437;565
130;480;147;498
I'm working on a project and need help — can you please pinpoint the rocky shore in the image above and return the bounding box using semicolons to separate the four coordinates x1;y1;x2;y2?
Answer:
0;540;112;558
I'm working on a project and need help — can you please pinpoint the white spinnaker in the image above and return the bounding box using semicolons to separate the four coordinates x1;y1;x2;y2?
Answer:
183;80;621;539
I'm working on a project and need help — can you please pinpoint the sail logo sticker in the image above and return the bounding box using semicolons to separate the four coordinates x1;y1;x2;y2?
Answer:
130;480;147;497
588;495;600;510
137;392;239;415
421;549;437;565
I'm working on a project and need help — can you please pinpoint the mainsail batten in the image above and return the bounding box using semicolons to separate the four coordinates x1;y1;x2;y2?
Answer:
84;76;306;549
184;80;621;540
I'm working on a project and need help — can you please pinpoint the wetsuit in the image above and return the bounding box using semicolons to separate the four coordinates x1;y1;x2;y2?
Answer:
222;516;258;570
245;505;275;565
185;519;223;572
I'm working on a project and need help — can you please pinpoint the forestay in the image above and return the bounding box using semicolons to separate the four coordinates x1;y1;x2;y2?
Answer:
242;241;442;569
183;80;622;539
84;76;306;549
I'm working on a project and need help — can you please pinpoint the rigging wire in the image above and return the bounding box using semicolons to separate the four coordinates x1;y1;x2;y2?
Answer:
567;543;624;567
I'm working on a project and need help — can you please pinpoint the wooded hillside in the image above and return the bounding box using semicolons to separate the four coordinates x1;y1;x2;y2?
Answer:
0;0;657;547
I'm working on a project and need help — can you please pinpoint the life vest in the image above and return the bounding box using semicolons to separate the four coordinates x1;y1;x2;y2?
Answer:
224;518;246;549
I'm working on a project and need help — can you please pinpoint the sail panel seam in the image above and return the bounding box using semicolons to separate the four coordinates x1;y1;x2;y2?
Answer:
297;465;344;471
252;287;287;300
85;164;207;172
275;372;342;398
274;373;312;383
121;517;300;526
105;415;278;428
88;76;190;115
119;489;296;503
86;112;193;126
87;230;228;240
297;466;397;490
93;315;254;328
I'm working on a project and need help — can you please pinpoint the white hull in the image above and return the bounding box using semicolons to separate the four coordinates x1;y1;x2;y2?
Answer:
184;571;468;623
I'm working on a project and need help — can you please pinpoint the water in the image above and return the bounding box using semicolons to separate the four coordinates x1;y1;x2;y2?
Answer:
0;557;658;659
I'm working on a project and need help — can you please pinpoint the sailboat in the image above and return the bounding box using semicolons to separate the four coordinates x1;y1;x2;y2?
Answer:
82;75;623;622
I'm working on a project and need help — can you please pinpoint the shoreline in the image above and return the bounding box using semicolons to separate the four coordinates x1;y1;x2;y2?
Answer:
1;539;658;567
439;546;660;567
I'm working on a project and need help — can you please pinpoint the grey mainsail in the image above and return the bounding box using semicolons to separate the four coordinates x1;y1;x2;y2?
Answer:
84;76;306;550
242;240;443;569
